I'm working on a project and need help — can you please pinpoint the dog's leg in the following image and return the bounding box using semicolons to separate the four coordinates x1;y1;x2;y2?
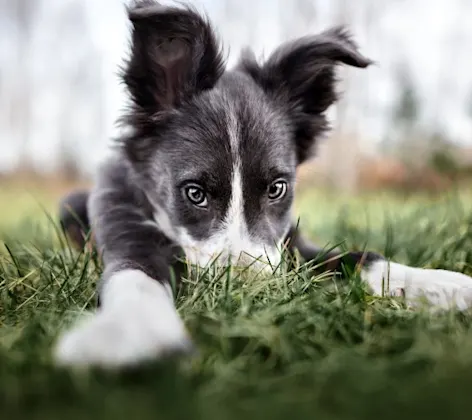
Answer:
286;225;472;311
59;190;93;250
54;267;192;367
54;160;191;368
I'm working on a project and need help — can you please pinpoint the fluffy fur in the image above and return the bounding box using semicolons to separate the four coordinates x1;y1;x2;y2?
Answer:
55;0;472;367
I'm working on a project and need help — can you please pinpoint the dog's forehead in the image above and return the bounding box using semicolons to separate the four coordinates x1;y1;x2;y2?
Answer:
166;71;296;177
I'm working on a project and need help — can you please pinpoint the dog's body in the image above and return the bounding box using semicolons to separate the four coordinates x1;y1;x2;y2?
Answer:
55;1;472;367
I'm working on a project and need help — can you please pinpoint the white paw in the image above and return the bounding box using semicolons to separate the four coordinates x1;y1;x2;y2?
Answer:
54;269;194;367
363;261;472;311
54;307;193;368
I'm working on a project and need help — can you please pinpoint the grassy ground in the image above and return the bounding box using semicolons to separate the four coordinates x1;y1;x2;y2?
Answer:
2;184;472;419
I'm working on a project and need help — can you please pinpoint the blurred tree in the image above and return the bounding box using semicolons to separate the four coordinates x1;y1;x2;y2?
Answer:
394;68;419;132
390;66;421;165
11;0;41;172
55;1;104;181
324;0;359;194
467;91;472;121
427;131;458;178
295;0;317;22
279;0;317;40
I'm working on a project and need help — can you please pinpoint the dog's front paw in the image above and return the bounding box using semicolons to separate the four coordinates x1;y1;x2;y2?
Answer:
54;306;193;368
404;268;472;311
364;261;472;311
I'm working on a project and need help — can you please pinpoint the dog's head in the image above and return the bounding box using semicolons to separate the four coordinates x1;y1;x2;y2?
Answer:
119;0;372;269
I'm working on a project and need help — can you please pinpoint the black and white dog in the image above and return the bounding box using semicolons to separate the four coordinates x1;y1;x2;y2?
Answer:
55;0;472;367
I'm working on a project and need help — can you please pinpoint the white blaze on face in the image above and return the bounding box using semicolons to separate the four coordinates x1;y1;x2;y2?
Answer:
154;107;283;271
168;160;282;270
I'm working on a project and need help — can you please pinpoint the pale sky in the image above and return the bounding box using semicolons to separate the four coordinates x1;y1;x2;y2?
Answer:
1;0;472;173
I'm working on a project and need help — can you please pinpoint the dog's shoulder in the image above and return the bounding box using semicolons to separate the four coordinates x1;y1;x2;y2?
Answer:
92;148;132;188
88;148;154;220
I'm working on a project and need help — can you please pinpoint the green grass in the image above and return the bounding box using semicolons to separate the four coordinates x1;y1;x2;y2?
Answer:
2;186;472;419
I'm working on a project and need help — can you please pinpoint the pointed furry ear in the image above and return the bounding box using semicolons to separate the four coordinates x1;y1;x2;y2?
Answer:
238;26;373;163
122;1;225;115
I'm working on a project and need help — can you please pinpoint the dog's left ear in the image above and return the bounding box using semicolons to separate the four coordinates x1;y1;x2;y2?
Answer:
237;26;373;164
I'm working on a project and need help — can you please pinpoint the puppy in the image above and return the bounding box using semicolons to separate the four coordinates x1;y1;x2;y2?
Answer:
55;0;472;367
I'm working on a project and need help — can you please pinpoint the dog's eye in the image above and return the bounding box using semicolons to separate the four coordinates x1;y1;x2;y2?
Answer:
268;180;287;201
184;185;208;208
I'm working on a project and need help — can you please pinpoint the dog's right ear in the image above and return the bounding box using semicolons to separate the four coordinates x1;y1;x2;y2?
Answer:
122;1;225;116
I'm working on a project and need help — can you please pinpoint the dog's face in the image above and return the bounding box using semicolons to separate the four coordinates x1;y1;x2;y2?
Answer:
149;73;297;268
120;1;371;269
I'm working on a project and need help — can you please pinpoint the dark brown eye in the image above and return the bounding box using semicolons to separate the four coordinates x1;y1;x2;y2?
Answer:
268;180;287;201
185;185;208;207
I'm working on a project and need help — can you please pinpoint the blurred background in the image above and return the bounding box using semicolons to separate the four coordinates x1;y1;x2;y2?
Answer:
1;0;472;224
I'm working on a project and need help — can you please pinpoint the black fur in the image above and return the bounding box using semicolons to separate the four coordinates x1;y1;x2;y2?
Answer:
59;189;91;249
54;3;472;368
59;1;379;302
